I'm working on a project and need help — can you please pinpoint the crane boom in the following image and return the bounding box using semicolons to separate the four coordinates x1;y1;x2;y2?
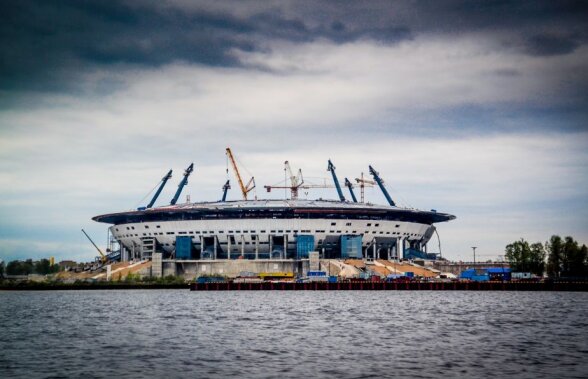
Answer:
327;159;345;202
147;169;173;208
226;148;255;200
355;172;375;203
81;228;106;263
221;180;231;202
368;165;396;206
344;178;358;203
170;163;194;205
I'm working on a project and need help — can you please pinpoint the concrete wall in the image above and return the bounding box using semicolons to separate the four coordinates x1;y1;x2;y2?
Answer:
433;261;509;276
161;259;308;279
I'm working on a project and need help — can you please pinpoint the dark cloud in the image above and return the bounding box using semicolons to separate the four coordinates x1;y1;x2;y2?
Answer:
0;0;587;94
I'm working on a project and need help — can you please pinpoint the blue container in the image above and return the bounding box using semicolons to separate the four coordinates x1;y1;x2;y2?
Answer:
176;236;193;260
405;272;414;278
328;276;337;283
341;235;362;259
308;271;326;277
296;235;315;259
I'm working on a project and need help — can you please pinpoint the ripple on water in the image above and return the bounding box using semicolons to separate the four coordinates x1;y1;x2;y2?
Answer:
0;290;587;378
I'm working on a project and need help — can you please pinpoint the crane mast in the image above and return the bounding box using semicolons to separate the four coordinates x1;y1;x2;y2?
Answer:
170;163;194;205
368;165;396;206
355;172;376;203
147;169;173;208
226;148;255;200
327;159;345;202
344;178;358;203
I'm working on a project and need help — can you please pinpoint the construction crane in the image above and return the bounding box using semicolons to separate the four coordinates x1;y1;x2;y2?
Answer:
327;159;345;202
368;165;396;206
170;163;194;205
344;178;358;202
263;161;305;199
355;172;376;203
226;148;255;200
146;169;173;208
81;229;107;264
221;180;231;202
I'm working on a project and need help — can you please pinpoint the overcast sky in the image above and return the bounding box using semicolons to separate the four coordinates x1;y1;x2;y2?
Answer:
1;0;587;263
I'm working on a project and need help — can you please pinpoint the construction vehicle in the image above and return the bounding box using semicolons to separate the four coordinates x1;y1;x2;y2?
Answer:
226;148;255;200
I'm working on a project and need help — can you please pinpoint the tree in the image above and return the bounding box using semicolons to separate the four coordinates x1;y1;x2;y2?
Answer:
6;260;34;276
505;239;545;276
546;235;563;278
0;261;4;278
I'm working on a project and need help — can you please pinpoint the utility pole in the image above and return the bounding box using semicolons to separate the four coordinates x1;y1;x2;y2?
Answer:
471;246;477;266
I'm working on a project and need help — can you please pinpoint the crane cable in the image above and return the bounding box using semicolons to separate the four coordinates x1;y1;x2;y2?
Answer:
133;179;163;210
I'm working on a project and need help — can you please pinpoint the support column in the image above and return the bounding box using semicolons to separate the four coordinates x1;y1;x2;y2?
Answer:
241;235;245;258
372;239;376;261
213;236;217;260
283;234;287;260
255;235;259;260
227;235;231;260
269;235;273;260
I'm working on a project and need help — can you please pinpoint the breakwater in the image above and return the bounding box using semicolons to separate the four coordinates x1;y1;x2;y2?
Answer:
190;281;588;291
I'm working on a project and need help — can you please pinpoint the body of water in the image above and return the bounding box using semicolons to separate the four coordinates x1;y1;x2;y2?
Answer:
1;290;587;378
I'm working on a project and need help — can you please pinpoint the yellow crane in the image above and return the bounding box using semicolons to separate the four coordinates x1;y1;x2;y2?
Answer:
81;229;107;264
226;147;255;200
355;172;376;203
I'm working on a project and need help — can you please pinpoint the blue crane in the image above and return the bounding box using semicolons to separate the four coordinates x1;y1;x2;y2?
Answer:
344;178;358;203
221;180;231;202
368;165;395;206
327;159;345;202
146;169;173;208
170;163;194;205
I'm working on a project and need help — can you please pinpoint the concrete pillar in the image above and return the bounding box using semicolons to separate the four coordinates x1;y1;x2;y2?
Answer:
241;235;245;258
269;236;273;260
227;235;231;260
213;236;217;260
151;252;162;278
283;234;287;260
372;239;376;261
255;235;259;260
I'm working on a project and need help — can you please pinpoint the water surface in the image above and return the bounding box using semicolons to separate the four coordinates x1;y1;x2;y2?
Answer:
1;290;587;378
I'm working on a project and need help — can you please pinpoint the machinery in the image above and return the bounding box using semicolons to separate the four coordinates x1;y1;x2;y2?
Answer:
327;159;345;202
368;165;396;206
146;169;173;208
170;163;194;205
81;228;108;264
344;178;358;203
355;172;375;203
221;180;231;202
226;148;255;200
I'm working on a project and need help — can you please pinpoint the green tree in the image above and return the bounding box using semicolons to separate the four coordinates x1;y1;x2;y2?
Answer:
0;261;5;278
505;239;545;276
562;237;587;277
546;235;563;278
6;260;34;276
34;259;52;275
529;242;546;276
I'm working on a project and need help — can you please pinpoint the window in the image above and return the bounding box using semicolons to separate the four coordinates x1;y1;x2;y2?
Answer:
156;225;161;228
145;225;149;229
395;224;400;228
336;230;341;233
375;224;379;227
346;222;352;226
179;231;187;235
166;232;174;235
331;222;336;226
260;230;266;233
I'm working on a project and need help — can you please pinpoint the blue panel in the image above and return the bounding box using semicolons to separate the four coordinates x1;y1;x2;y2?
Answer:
176;236;193;260
340;235;362;259
296;235;315;259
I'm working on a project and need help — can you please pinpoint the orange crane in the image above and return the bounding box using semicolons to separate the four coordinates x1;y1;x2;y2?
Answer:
355;172;376;203
226;148;255;200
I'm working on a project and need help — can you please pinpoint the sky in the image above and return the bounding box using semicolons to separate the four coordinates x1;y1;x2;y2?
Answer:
1;0;587;263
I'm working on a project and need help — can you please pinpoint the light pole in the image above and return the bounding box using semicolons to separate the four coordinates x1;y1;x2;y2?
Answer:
471;246;477;266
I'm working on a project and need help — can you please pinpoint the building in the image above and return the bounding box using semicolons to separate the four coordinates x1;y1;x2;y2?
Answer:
93;199;455;262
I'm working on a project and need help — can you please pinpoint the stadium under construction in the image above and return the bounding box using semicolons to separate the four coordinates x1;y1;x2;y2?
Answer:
92;149;455;279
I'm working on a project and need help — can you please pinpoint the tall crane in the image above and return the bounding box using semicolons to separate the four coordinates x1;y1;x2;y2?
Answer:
344;178;358;203
170;163;194;205
368;165;396;206
221;180;231;202
146;169;173;208
81;229;107;263
226;148;255;200
263;161;305;199
355;172;376;203
327;159;345;202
